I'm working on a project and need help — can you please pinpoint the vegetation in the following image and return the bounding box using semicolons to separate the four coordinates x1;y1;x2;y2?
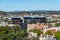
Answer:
29;29;43;36
45;30;60;40
45;30;53;35
54;22;60;27
55;31;60;40
0;26;27;40
1;26;60;40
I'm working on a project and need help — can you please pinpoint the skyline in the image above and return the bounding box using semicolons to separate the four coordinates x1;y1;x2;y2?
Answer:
0;0;60;11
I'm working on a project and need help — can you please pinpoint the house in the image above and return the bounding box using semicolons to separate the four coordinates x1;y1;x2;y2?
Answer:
28;32;37;39
27;23;45;32
11;18;23;24
39;34;56;40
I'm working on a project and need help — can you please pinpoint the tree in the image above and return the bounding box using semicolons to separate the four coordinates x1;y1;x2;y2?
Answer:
55;31;60;40
45;30;53;35
0;26;27;40
54;23;60;27
14;24;20;31
29;29;43;36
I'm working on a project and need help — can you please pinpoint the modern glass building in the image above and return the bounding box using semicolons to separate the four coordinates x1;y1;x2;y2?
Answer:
23;16;47;24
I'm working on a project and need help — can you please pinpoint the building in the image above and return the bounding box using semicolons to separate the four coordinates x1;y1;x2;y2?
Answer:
11;18;23;24
28;32;37;40
39;34;56;40
23;16;47;24
27;23;45;31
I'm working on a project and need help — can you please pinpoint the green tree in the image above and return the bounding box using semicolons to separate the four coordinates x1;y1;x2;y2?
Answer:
45;30;53;35
0;26;27;40
29;29;43;36
14;24;20;31
54;23;60;27
55;31;60;40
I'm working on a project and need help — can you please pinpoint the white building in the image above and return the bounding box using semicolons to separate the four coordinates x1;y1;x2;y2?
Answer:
28;32;37;39
39;34;56;40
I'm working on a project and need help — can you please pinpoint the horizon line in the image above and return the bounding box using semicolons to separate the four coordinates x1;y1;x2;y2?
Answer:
1;10;60;12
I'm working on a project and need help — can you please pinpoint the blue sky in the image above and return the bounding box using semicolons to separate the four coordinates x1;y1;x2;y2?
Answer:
0;0;60;11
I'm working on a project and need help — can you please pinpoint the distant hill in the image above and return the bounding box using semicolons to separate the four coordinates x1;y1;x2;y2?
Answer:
0;11;60;15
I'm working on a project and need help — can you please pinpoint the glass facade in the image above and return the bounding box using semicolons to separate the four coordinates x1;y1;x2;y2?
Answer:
23;17;47;24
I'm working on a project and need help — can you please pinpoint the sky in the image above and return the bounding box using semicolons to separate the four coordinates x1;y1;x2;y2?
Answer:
0;0;60;11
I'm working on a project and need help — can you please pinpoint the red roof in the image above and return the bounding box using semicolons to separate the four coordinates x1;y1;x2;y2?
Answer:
50;29;56;33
